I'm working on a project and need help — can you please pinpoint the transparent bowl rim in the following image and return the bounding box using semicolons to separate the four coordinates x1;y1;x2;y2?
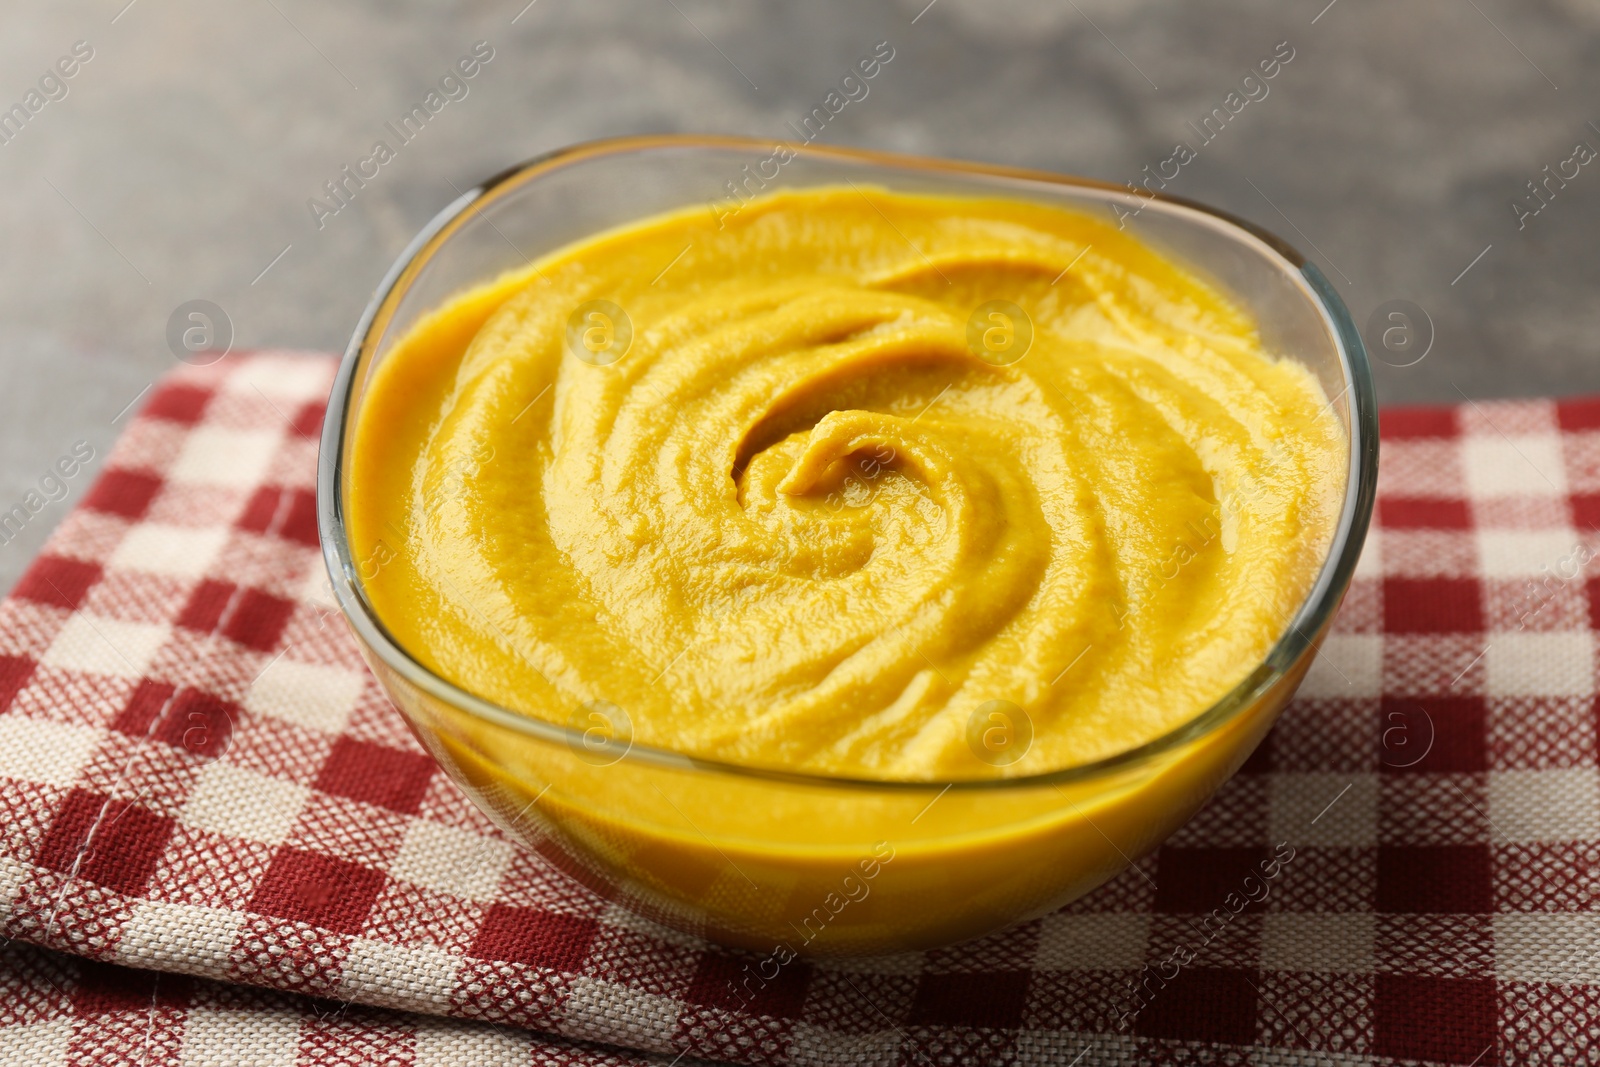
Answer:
317;133;1379;795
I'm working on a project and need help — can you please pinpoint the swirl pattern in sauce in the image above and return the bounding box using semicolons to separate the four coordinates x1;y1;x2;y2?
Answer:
350;187;1343;779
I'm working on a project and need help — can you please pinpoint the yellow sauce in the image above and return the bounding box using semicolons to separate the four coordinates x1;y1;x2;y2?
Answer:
350;187;1342;781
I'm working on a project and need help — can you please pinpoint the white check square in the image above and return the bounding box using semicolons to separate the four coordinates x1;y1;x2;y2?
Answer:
181;760;309;844
1033;912;1149;971
1489;768;1600;843
1299;634;1381;699
1270;773;1378;848
41;614;169;678
109;523;229;579
556;977;693;1048
178;1008;301;1067
1476;529;1583;579
392;818;514;900
1461;435;1567;498
1493;914;1600;983
0;715;100;787
1261;913;1375;973
168;427;280;489
1485;632;1594;697
117;900;244;967
413;1026;529;1067
339;939;461;1004
244;658;365;733
0;1020;73;1064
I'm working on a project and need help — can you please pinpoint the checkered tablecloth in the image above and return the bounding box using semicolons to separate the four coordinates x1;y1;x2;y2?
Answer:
0;939;666;1066
0;351;1596;1066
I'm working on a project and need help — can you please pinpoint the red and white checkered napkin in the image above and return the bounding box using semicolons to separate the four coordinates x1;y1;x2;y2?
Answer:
0;940;666;1066
1;351;1598;1067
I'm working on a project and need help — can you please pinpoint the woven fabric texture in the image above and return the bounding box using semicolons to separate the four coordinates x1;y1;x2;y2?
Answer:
0;352;1596;1067
0;939;667;1065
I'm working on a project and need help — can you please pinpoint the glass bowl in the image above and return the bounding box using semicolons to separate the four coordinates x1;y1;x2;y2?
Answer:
317;134;1377;956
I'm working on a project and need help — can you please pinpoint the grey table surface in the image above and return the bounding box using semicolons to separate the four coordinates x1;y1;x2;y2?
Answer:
1;0;1597;591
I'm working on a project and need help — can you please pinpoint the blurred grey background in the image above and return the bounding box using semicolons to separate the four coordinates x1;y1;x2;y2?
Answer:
3;0;1598;589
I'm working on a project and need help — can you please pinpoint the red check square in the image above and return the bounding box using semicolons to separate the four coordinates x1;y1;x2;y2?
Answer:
143;384;212;425
12;557;102;612
1571;493;1600;535
291;400;327;440
313;738;435;816
1380;406;1457;440
70;958;191;1014
176;579;235;633
908;970;1030;1030
111;679;176;737
1380;696;1486;773
1379;498;1471;530
152;689;237;762
81;469;164;521
1133;967;1259;1046
36;788;175;897
250;847;385;934
686;951;812;1019
469;905;598;972
1154;847;1271;914
222;588;296;653
1377;845;1493;914
0;655;37;713
1373;974;1497;1064
238;486;319;547
1555;396;1600;432
1383;578;1484;634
